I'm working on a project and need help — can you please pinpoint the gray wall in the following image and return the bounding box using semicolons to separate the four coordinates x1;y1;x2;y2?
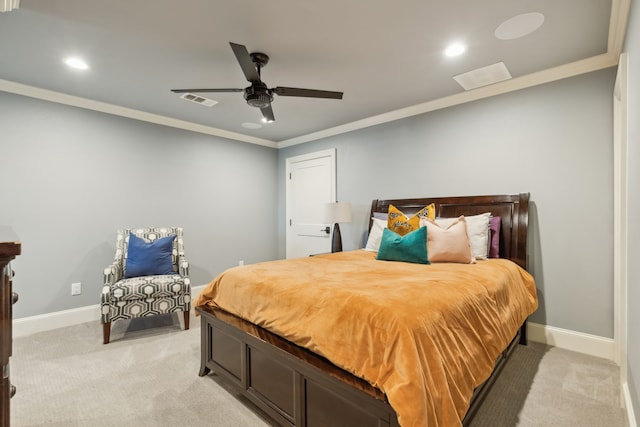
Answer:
279;68;616;339
0;92;279;318
624;0;640;421
0;52;622;380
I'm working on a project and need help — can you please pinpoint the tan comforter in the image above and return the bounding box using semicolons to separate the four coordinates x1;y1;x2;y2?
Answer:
194;250;538;427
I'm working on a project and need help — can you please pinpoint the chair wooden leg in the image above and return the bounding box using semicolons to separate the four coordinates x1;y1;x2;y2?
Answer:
183;310;190;330
103;322;111;344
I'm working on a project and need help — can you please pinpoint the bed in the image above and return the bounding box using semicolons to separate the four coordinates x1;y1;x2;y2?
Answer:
194;193;538;427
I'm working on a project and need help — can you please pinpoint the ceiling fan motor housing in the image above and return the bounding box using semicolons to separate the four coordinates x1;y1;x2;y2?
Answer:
244;83;273;108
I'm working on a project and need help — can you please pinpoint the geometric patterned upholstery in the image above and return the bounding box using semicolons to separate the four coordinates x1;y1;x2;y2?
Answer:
101;227;191;343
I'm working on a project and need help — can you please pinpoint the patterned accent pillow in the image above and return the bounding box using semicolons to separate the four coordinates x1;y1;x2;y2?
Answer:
387;204;435;236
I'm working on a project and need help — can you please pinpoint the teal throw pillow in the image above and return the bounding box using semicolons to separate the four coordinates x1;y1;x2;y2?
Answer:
376;226;429;264
124;233;176;278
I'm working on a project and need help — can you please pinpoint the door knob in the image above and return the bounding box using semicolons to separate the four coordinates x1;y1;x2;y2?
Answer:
321;226;330;234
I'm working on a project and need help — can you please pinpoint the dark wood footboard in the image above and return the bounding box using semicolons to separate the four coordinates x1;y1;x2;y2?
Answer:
198;305;525;427
198;305;400;427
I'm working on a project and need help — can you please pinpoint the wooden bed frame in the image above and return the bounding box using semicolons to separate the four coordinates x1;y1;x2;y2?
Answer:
196;193;530;427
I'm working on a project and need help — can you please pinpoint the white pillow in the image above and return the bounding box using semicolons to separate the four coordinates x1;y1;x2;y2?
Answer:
364;218;387;251
435;212;491;259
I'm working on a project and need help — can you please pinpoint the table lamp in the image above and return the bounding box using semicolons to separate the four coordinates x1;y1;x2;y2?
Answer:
324;202;352;253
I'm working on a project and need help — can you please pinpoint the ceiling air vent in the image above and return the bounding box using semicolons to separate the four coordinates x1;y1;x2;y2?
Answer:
453;62;512;91
179;93;218;107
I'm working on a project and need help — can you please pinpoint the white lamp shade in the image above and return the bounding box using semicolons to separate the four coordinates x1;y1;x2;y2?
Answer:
324;202;352;223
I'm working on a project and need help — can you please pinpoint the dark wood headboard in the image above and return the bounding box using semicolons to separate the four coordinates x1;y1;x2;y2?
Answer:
369;193;530;270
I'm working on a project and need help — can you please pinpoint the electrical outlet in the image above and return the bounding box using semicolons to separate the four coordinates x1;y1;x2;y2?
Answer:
238;260;244;266
71;282;82;296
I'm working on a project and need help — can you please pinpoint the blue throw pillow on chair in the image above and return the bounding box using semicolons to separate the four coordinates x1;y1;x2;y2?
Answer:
124;233;176;278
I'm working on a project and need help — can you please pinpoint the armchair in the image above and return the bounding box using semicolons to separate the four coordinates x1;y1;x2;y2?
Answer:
101;227;191;344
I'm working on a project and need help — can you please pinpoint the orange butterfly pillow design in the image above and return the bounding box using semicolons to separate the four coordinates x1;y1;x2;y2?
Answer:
387;204;436;236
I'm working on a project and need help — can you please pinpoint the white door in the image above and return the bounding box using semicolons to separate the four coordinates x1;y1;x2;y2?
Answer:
286;149;336;259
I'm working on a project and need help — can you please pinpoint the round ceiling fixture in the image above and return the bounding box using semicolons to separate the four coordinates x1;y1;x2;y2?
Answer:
495;12;545;40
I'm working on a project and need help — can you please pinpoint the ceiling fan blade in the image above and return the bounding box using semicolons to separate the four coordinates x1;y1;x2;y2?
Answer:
272;87;343;99
230;42;260;82
260;105;275;122
171;88;243;93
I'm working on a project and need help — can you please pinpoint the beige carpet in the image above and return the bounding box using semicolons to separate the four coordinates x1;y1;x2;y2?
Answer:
9;312;627;427
469;336;627;427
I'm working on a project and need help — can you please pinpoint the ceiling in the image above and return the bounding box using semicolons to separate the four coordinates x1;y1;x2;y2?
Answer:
0;1;629;148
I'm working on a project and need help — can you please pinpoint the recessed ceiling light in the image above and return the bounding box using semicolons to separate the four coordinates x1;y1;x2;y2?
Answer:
63;57;89;70
444;42;466;57
242;122;262;129
495;12;545;40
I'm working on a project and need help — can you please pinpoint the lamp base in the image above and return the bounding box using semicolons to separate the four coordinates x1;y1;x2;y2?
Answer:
331;223;343;253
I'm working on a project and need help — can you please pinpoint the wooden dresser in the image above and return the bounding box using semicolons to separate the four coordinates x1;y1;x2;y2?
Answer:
0;227;21;427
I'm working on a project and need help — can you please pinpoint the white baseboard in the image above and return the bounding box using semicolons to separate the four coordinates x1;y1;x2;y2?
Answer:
13;284;207;338
13;297;615;363
13;303;101;338
528;322;615;361
528;321;635;425
623;382;638;427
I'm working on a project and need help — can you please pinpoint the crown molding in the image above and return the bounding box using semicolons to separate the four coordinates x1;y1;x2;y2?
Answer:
0;79;278;148
608;0;632;57
278;53;618;149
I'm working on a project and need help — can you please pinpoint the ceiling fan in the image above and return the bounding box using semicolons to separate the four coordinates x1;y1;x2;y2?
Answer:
171;42;344;122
